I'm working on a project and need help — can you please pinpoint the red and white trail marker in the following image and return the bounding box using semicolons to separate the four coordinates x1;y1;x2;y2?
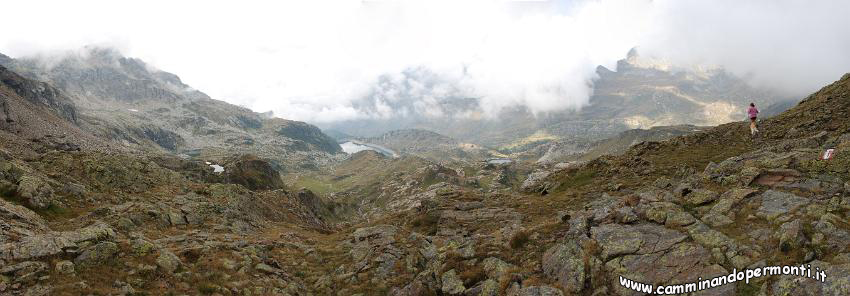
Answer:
822;148;835;160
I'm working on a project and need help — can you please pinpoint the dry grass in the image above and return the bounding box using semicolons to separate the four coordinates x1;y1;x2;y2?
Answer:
581;239;601;257
410;211;441;235
510;230;531;249
623;194;640;207
459;266;487;286
498;266;522;293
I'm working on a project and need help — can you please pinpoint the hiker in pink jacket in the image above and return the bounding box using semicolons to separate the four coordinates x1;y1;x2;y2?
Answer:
747;103;759;136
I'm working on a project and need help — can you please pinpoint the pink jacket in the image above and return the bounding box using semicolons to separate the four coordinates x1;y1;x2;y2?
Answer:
747;106;759;119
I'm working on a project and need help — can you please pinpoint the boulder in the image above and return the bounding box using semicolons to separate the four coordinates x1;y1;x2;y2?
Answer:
765;261;850;296
665;211;696;227
606;245;729;296
350;225;402;276
390;270;440;296
756;190;810;222
470;279;499;296
54;260;74;275
74;241;119;267
615;207;638;224
156;250;182;274
638;202;679;224
686;222;734;249
700;189;757;227
482;257;514;280
15;175;54;210
542;242;588;294
1;222;115;260
0;197;49;238
440;269;465;295
0;261;48;285
813;214;850;254
59;182;86;198
180;198;220;225
520;170;551;194
777;219;805;251
130;238;157;256
167;211;186;226
701;214;734;227
591;224;687;261
684;189;719;205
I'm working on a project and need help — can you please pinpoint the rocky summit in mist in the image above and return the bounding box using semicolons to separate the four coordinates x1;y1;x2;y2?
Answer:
323;49;796;152
2;43;850;296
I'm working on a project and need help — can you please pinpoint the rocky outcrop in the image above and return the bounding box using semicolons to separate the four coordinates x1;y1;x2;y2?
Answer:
222;154;285;190
0;65;77;123
0;222;115;260
0;94;11;131
542;242;591;294
74;241;119;267
764;261;850;295
15;175;55;210
155;250;182;274
440;269;465;294
0;198;49;244
350;225;403;277
129;125;184;151
273;119;342;153
755;190;810;222
597;224;733;296
520;170;551;194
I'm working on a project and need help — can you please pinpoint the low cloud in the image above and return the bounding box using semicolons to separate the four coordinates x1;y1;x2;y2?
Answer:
638;0;850;97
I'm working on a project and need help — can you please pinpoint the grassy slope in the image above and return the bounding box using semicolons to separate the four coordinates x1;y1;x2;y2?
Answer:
569;73;850;184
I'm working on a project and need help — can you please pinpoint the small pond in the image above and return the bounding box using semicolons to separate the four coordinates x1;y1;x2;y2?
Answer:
340;141;396;157
486;158;513;165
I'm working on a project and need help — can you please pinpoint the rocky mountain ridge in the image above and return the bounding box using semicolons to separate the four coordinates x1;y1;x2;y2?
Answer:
536;124;712;165
0;65;111;159
0;47;342;170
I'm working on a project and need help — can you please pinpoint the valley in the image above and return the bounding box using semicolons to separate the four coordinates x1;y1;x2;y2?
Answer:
1;47;849;296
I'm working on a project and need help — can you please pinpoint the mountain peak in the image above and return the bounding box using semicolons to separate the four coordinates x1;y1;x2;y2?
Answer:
618;48;672;72
9;46;210;103
0;52;12;65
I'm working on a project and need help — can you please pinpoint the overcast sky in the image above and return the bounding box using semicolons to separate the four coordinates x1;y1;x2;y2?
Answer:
2;0;849;123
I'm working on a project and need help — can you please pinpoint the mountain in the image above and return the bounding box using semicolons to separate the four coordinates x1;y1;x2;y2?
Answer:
322;49;795;151
322;129;355;141
536;124;711;164
0;64;77;123
7;48;210;106
0;50;345;295
0;65;109;158
0;47;342;170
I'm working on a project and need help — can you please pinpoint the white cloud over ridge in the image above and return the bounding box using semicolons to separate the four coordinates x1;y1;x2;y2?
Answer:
1;0;849;123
